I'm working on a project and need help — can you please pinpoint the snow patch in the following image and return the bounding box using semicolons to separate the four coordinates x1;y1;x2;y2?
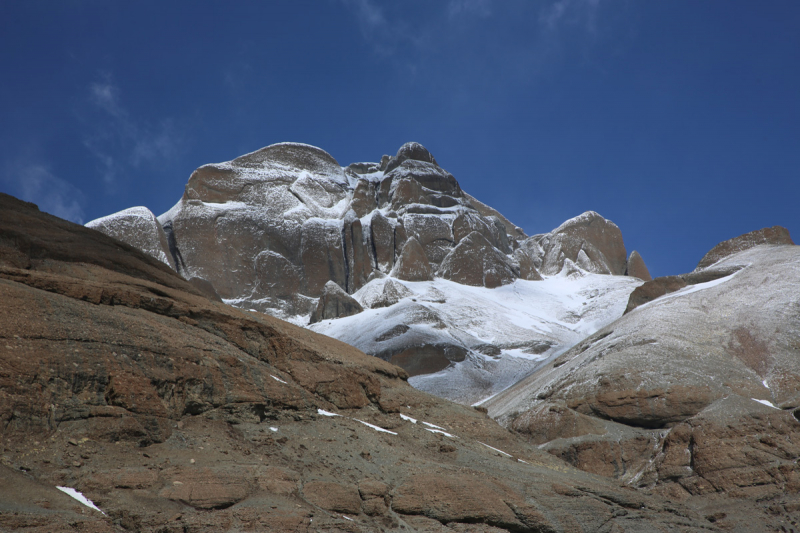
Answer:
317;409;341;417
400;414;417;424
353;419;397;435
751;398;780;409
478;442;512;457
271;375;287;384
56;486;105;514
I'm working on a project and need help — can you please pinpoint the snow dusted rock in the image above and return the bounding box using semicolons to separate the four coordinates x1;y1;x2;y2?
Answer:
624;249;651;281
357;278;414;309
390;237;434;282
85;206;176;270
438;231;518;288
696;225;793;269
309;281;364;324
86;142;646;402
519;211;627;276
487;241;800;507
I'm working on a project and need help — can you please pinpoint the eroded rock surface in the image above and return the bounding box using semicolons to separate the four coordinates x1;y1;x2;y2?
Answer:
0;192;715;532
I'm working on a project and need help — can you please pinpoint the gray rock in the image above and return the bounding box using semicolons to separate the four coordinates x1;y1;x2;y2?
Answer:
390;237;433;282
309;281;364;324
86;206;176;270
438;231;518;288
625;250;652;281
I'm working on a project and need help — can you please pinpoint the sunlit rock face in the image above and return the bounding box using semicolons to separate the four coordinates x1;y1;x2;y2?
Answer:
86;141;649;404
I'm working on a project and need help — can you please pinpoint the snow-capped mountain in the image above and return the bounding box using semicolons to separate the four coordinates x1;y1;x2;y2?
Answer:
86;141;651;405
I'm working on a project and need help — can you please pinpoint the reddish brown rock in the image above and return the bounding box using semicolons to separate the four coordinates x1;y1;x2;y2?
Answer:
697;225;794;269
624;275;687;313
625;250;652;281
301;481;362;514
1;192;722;532
390;237;433;281
159;467;252;509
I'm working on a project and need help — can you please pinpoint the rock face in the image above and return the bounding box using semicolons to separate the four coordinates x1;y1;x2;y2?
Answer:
85;206;176;270
390;237;434;282
0;192;718;532
513;211;630;277
625;250;651;281
85;142;645;398
697;225;794;269
309;280;364;324
486;237;800;529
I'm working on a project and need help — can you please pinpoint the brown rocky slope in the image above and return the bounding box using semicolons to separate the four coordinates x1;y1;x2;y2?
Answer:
1;192;712;532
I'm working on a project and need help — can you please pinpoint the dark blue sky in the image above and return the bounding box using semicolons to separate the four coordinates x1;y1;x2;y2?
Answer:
1;1;798;277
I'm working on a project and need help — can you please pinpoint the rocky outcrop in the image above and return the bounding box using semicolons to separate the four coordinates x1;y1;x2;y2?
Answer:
697;225;794;269
513;211;628;277
309;281;364;324
438;231;518;288
625;250;651;281
85;206;176;270
390;237;434;281
0;192;718;532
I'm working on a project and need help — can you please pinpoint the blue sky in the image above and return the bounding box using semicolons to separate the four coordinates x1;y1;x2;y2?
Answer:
1;1;798;277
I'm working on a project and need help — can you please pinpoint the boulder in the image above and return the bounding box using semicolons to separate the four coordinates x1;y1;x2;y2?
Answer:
390;237;433;282
438;231;518;288
309;281;364;324
86;206;176;270
625;250;652;281
395;141;438;166
697;225;794;269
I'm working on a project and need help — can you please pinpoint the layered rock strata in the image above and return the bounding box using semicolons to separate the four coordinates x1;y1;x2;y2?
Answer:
0;193;715;532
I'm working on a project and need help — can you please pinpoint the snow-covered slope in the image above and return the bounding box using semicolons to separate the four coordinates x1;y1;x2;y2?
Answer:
311;264;642;405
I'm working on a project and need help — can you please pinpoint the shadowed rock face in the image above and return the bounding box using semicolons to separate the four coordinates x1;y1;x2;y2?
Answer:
0;192;717;532
487;237;800;528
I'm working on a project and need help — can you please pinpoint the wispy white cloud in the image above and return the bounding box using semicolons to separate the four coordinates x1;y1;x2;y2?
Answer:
448;0;492;18
341;0;387;37
84;75;186;188
2;161;85;224
540;0;601;32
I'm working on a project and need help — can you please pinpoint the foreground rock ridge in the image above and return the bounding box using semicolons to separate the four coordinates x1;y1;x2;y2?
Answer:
87;142;652;404
486;226;800;530
1;192;721;532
